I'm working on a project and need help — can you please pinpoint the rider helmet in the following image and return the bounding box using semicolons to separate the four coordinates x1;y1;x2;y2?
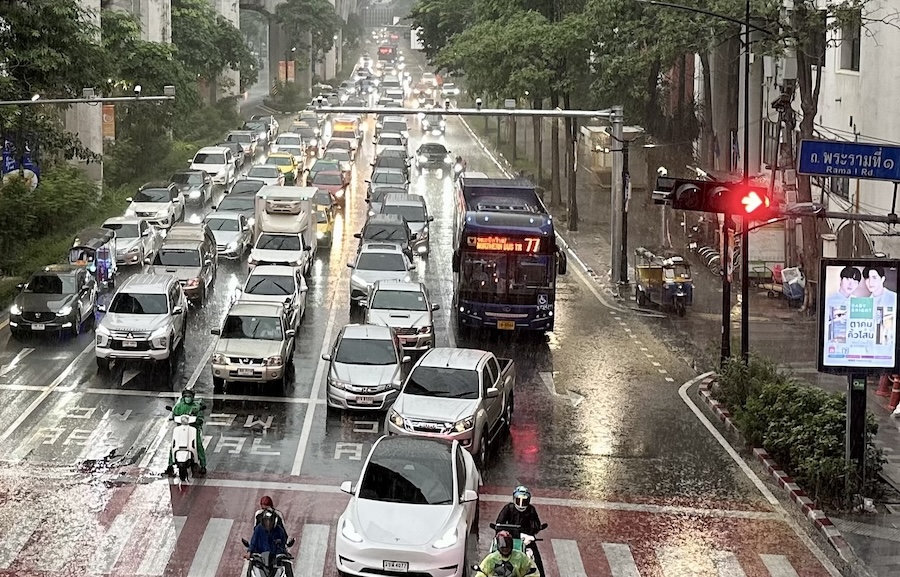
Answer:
260;495;274;509
181;387;195;403
513;486;531;512
495;530;514;557
261;509;276;530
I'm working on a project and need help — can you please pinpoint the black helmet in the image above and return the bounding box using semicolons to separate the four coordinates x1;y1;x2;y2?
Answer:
261;509;276;529
181;388;195;402
495;530;513;557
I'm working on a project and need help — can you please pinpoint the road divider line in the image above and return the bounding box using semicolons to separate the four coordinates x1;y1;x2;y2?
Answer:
0;340;94;443
187;518;232;577
186;338;218;390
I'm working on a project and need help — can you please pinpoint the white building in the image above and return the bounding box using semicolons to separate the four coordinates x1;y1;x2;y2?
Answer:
105;0;171;43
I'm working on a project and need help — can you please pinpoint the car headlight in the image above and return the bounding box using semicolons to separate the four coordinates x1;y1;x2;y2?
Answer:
259;132;267;139
452;416;475;433
433;527;458;549
189;190;201;199
417;325;432;335
96;325;111;338
10;303;21;316
227;241;239;251
351;275;368;286
56;305;73;317
316;231;324;239
127;245;140;254
186;278;200;287
212;353;226;364
248;255;257;265
340;518;363;543
329;378;349;390
403;275;411;283
309;138;317;145
265;355;283;366
248;217;255;227
150;326;168;350
418;155;427;163
389;409;404;428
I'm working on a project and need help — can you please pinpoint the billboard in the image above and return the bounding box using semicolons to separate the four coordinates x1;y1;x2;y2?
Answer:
102;105;116;140
1;136;39;190
818;258;900;373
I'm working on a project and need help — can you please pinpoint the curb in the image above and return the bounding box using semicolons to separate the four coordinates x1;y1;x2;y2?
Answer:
696;374;859;565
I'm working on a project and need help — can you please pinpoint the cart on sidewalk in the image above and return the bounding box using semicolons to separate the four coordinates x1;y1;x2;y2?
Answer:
634;247;693;316
757;266;805;307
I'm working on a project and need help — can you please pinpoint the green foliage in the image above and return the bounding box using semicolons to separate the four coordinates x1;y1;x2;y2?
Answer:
343;13;365;53
0;277;25;311
715;357;884;509
408;0;474;62
265;82;307;113
275;0;341;59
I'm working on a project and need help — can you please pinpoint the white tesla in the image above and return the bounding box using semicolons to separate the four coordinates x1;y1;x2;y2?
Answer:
335;436;481;577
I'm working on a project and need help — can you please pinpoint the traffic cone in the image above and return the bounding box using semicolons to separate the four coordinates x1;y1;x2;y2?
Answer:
888;376;900;411
877;373;893;397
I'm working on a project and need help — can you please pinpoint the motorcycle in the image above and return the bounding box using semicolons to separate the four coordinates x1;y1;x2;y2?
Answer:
164;403;204;482
470;563;537;577
489;522;547;574
240;538;295;577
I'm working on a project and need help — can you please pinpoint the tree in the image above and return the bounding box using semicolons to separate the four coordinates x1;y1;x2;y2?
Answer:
408;0;473;62
275;0;341;61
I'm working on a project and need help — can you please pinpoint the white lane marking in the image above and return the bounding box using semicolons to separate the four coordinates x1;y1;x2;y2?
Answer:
759;554;800;577
187;518;233;577
0;347;34;376
666;377;675;382
0;340;94;443
138;417;171;470
602;543;640;577
713;551;747;577
0;384;47;391
657;545;711;577
186;338;218;389
0;508;41;568
551;539;588;577
81;387;326;403
0;318;8;330
296;524;330;577
679;374;842;577
90;485;151;573
290;275;343;477
122;368;141;386
136;515;186;575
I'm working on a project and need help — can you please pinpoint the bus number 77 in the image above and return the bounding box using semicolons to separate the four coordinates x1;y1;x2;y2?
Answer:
524;238;541;253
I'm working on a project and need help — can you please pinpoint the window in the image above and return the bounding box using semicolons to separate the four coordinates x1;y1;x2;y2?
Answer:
830;176;851;200
488;357;501;384
840;11;861;71
481;366;492;395
455;449;466;499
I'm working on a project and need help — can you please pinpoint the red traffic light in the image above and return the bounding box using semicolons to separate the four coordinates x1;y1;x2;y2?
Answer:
740;189;770;214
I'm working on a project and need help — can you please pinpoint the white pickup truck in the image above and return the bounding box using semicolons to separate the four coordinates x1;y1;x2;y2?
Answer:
386;347;515;467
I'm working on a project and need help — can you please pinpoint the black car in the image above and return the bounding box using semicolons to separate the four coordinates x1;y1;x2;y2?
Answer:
371;155;409;179
229;179;266;196
242;121;269;147
169;170;213;204
354;213;414;260
421;113;446;134
415;143;452;170
214;191;257;227
10;265;97;339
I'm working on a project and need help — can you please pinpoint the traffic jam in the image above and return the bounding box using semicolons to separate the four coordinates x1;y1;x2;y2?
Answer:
0;30;839;577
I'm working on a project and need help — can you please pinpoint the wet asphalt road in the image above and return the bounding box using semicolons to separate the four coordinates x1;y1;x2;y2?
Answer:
0;80;839;575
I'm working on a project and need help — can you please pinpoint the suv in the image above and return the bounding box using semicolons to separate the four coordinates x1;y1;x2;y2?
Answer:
9;265;97;339
354;214;414;259
95;274;188;373
166;222;218;265
210;299;296;391
379;193;433;256
169;169;213;204
348;243;412;308
190;146;237;187
364;281;438;353
148;240;216;305
102;216;163;266
126;183;185;230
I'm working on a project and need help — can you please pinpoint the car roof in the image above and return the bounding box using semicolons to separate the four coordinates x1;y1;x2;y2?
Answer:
383;193;426;207
120;274;176;294
249;264;296;276
103;216;145;225
378;146;408;155
249;165;280;173
372;280;424;292
341;323;395;341
228;130;253;136
314;170;343;176
159;240;201;251
276;132;302;139
378;132;404;139
34;264;81;276
139;182;172;190
196;146;230;154
383;116;406;123
229;299;285;317
419;347;490;369
373;167;405;174
172;169;207;176
360;242;404;254
205;212;242;221
267;152;293;158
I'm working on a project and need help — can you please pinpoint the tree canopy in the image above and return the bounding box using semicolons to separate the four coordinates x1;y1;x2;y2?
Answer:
275;0;342;58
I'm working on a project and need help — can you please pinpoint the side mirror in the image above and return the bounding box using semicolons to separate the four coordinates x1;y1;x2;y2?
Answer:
340;481;355;495
97;304;107;313
461;489;478;503
486;387;500;398
402;355;412;363
286;538;295;548
285;329;296;338
347;263;355;269
173;306;184;315
541;522;549;530
142;229;151;237
125;197;133;203
428;216;434;222
353;233;362;239
165;405;173;411
322;353;332;361
16;283;23;290
211;328;220;335
432;303;440;311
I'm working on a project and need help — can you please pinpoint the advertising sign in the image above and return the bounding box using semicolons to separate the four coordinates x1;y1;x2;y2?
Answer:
2;136;39;190
818;258;900;373
102;105;115;140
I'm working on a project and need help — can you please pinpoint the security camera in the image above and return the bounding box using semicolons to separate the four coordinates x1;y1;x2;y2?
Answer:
134;84;142;95
475;97;482;110
657;166;668;177
444;99;450;110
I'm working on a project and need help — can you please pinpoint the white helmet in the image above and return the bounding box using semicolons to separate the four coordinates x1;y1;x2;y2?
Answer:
513;485;531;512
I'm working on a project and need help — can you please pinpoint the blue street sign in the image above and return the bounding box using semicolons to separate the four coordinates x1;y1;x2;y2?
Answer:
2;137;39;179
798;139;900;182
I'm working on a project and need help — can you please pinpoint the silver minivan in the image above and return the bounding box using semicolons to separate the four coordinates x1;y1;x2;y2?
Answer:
379;193;433;256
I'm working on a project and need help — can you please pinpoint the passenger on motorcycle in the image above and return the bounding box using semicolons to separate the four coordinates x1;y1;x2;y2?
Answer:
475;531;539;577
255;496;287;528
495;486;545;577
166;388;207;476
246;510;294;577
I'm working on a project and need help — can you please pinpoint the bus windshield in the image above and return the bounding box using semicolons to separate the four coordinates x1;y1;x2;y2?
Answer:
459;252;552;302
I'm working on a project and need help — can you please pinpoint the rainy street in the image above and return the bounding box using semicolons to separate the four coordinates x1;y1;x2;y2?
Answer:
0;94;840;576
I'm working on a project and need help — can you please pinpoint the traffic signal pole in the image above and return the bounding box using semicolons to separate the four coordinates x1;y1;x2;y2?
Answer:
739;0;752;363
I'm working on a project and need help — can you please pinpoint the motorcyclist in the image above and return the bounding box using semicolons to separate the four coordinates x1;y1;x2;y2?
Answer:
495;486;544;577
255;496;288;536
165;387;207;476
475;531;538;577
246;509;294;577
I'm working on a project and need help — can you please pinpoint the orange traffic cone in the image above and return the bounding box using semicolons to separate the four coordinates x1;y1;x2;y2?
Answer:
889;376;900;411
877;373;893;397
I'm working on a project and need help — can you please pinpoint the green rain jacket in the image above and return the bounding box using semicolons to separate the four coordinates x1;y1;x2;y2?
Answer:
476;550;539;577
172;398;204;424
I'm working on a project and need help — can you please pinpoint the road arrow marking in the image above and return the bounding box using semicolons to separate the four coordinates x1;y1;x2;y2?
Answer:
121;368;141;387
540;371;584;408
0;348;34;376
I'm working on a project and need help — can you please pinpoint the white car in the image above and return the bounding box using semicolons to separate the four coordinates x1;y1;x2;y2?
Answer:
245;165;285;187
335;436;481;577
190;146;237;187
270;133;305;158
124;184;185;230
374;132;407;155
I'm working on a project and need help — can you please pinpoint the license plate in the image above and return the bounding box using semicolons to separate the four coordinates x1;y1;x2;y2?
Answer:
497;320;516;330
122;339;137;348
31;324;45;331
238;368;254;376
355;396;374;405
383;561;408;572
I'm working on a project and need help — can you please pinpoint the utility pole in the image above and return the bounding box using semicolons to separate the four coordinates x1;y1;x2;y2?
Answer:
620;138;631;283
610;105;625;284
739;0;752;363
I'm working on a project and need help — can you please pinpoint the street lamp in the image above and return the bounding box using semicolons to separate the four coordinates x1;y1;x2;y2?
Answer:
284;47;296;83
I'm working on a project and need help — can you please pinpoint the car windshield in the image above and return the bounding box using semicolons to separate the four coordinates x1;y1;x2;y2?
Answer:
217;197;255;212
313;173;343;186
384;122;406;132
324;151;350;161
383;205;426;223
314;191;334;207
266;156;293;167
170;172;203;185
358;443;454;505
230;181;264;194
277;136;301;146
371;289;427;311
26;274;76;295
424;115;443;123
328;140;350;149
364;224;407;241
205;217;239;232
248;166;280;178
404;366;479;399
134;189;171;203
245;122;266;132
298;128;317;138
257;234;301;251
312;161;339;172
109;292;168;314
420;144;447;154
357;253;407;272
245;274;295;296
154;249;200;267
379;137;403;147
375;158;405;170
104;223;140;238
228;133;252;143
373;172;405;185
221;314;283;340
334;337;397;365
193;153;225;165
316;211;329;224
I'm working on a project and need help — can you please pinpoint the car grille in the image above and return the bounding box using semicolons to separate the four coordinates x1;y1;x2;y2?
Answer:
345;384;385;394
358;570;433;577
110;330;153;339
228;357;265;365
405;419;451;434
22;312;53;322
216;244;228;252
110;339;152;351
392;327;418;336
135;212;157;218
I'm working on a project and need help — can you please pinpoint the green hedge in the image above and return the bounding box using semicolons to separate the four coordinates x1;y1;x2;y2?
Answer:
716;357;884;509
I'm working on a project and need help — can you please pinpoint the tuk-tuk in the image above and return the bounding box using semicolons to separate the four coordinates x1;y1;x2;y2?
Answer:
634;247;693;316
68;228;117;289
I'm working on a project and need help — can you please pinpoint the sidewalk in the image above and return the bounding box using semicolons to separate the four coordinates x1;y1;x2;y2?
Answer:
462;113;900;573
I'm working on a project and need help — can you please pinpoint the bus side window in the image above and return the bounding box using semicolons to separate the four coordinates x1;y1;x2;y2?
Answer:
558;248;568;275
452;250;460;273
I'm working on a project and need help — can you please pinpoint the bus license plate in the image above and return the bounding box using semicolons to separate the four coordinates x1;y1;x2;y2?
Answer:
122;339;137;348
383;561;408;572
355;396;374;405
238;368;254;376
497;321;515;330
31;324;45;331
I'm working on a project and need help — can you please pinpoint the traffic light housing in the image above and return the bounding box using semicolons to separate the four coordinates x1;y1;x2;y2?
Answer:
654;177;775;220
